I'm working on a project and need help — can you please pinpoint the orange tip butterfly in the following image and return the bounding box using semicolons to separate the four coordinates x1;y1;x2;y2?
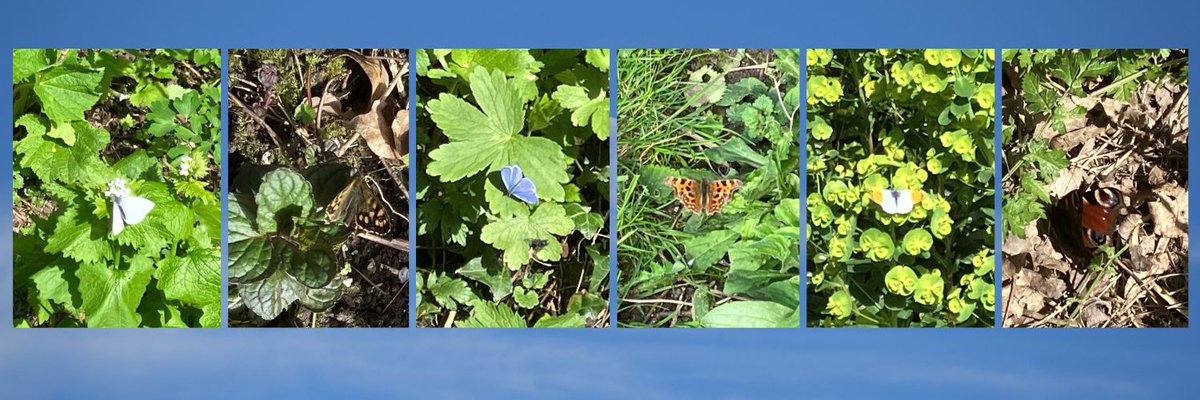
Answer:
870;188;923;215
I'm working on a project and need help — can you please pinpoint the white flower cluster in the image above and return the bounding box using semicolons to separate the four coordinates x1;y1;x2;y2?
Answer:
105;178;132;198
179;155;193;176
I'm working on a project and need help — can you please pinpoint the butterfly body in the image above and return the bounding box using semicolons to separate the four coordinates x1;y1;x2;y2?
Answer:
663;176;742;215
325;175;392;235
870;188;923;215
501;165;538;205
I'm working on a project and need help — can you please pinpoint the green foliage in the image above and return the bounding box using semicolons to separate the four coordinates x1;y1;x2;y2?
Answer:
12;49;222;328
416;49;609;328
617;49;801;328
228;167;350;321
807;49;995;327
1000;49;1187;238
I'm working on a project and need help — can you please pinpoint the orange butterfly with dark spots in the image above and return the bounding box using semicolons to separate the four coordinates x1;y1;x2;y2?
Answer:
663;176;743;215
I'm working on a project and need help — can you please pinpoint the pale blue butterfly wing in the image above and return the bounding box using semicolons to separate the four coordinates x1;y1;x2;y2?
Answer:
501;165;538;205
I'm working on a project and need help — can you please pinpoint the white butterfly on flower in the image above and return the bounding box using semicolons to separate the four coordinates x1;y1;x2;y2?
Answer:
105;178;155;235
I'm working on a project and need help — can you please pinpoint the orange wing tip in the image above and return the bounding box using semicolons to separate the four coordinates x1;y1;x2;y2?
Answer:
910;190;925;203
869;189;884;205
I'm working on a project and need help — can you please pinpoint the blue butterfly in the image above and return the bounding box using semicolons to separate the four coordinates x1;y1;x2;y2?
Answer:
501;165;538;205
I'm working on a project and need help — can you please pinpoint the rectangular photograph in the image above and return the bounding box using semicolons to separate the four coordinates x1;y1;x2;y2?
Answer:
616;49;801;328
1000;49;1189;328
806;49;997;328
12;49;223;328
414;49;611;328
226;49;410;327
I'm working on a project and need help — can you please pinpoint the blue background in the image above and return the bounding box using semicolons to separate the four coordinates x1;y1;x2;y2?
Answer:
2;0;1197;398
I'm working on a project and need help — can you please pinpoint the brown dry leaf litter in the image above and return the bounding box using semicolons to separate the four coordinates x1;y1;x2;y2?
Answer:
1004;79;1189;328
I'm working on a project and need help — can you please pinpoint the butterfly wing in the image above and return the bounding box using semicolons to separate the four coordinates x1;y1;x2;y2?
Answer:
663;176;703;214
325;176;361;223
501;165;522;192
871;189;917;214
508;178;539;205
704;179;742;215
117;196;155;224
326;176;393;234
111;199;126;235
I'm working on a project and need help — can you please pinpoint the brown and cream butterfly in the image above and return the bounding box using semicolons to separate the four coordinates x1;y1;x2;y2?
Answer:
663;176;743;215
324;175;393;235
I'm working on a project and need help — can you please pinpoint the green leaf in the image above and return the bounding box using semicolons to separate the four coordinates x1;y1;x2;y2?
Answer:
30;263;83;315
480;203;576;270
449;49;539;78
584;49;609;72
255;169;314;233
33;64;103;122
718;77;768;107
458;300;525;328
533;313;586;328
513;287;539;309
155;249;220;308
552;84;610;139
426;67;570;201
683;230;739;270
239;268;299;321
13;49;56;83
427;273;473;309
700;301;796;328
15;121;110;186
76;257;155;327
455;257;513;301
45;207;110;265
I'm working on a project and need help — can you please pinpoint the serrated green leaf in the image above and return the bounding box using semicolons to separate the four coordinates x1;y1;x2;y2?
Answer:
455;257;513;301
239;268;300;321
458;300;525;328
428;274;473;309
450;49;539;78
426;67;569;200
552;84;609;139
33;64;103;122
155;249;220;308
76;257;155;327
480;203;575;270
30;263;83;315
13;49;56;83
584;49;609;72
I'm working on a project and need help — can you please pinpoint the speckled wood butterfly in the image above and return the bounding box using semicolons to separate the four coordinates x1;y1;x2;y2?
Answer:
324;175;392;235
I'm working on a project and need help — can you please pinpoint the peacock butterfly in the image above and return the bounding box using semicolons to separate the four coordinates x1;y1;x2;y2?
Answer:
1048;187;1124;262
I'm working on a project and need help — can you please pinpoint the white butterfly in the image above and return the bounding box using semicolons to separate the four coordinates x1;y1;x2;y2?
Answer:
870;188;924;215
106;178;155;235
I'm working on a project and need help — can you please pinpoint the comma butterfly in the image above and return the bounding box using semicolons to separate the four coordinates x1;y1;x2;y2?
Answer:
663;176;743;215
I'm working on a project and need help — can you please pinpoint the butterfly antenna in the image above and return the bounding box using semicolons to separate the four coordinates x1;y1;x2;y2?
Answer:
364;175;402;217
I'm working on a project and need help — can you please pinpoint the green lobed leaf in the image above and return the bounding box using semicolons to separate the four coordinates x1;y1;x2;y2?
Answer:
457;300;525;328
426;67;570;200
76;256;155;327
480;203;576;270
